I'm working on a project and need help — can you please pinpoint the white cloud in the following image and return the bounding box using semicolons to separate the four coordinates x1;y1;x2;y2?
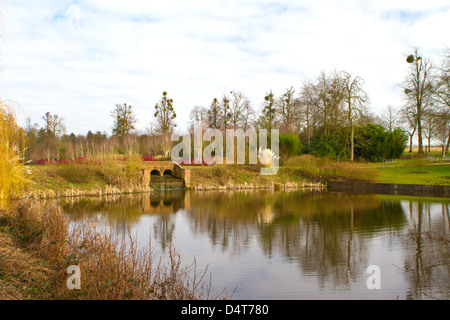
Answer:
0;0;449;134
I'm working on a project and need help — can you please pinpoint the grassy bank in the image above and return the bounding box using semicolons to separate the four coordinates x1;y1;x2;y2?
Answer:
23;157;151;199
185;164;324;190
359;151;450;185
25;160;325;198
0;199;227;300
374;164;450;185
22;155;450;200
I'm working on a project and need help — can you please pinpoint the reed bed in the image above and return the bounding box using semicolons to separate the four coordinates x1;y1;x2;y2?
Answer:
4;198;229;300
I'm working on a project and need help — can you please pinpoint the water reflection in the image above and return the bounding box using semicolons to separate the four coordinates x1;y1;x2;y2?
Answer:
184;191;408;291
60;191;449;299
400;200;449;300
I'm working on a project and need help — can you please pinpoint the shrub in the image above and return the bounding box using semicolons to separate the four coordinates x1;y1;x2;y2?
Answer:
306;125;408;162
309;128;349;160
386;128;408;159
354;124;386;162
98;155;126;185
96;154;144;188
124;154;144;180
279;133;301;160
57;164;96;184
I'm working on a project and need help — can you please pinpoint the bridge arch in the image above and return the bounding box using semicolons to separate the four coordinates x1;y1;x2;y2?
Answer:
163;169;174;176
143;162;191;187
150;169;161;177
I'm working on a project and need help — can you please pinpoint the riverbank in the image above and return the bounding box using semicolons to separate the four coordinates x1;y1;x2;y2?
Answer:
186;165;325;191
17;160;450;199
23;163;325;199
0;199;228;300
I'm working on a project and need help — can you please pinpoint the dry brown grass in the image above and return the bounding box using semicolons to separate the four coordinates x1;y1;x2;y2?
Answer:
11;200;68;264
2;199;229;300
285;154;379;182
0;214;56;300
59;219;224;300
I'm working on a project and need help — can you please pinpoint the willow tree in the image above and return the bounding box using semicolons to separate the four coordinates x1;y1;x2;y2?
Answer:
341;71;369;161
0;100;29;206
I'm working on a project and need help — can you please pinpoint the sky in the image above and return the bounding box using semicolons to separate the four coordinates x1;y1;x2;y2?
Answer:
0;0;449;136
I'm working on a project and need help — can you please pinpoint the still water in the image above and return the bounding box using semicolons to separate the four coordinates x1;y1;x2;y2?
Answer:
60;190;449;300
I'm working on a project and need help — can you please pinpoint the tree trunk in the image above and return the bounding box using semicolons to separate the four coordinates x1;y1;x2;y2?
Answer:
446;132;450;154
409;134;413;153
417;117;424;154
351;123;355;161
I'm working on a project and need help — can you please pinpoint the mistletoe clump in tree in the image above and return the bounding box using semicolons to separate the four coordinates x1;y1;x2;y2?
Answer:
154;91;177;134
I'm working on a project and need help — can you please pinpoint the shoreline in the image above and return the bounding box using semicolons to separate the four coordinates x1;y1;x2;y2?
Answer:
20;180;450;200
327;181;450;198
23;181;326;200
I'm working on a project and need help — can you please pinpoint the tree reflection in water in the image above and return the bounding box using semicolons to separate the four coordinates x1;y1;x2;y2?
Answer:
60;190;449;299
399;200;449;300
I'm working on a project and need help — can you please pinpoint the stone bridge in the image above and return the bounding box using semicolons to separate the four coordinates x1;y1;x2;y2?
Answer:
142;161;190;188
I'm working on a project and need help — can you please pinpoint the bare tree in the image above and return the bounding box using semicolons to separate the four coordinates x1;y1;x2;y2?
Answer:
42;111;66;137
401;104;418;154
433;47;450;108
381;105;399;133
299;82;318;149
241;101;256;131
432;47;450;153
422;107;438;153
340;71;369;161
229;90;250;129
403;49;435;154
309;71;345;135
434;108;449;157
277;86;299;134
189;105;207;132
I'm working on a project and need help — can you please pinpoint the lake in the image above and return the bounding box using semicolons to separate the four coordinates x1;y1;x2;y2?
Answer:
60;190;449;300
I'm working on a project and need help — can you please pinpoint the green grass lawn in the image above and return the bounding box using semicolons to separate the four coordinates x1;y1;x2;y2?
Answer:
374;164;450;185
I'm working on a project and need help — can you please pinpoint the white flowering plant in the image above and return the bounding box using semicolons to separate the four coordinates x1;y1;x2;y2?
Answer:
258;148;280;168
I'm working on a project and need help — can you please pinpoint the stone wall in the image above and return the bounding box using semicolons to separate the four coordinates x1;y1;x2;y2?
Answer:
327;182;450;198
